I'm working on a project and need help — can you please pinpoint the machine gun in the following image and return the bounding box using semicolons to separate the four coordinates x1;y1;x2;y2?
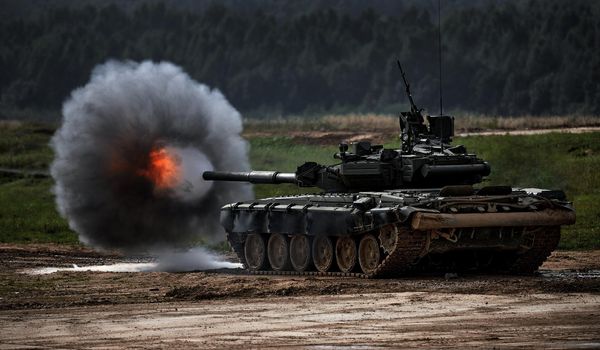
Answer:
396;60;454;153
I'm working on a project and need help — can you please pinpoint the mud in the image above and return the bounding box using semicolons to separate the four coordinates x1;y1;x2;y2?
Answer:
1;244;599;348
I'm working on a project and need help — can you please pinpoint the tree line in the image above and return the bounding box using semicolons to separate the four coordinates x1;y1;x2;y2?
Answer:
1;0;599;119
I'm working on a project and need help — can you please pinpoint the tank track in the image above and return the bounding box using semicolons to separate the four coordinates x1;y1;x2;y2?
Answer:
227;225;561;278
227;226;428;279
369;227;429;277
507;226;561;274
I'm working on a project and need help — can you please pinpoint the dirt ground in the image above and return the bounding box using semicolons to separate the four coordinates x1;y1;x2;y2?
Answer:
1;244;599;349
243;126;600;145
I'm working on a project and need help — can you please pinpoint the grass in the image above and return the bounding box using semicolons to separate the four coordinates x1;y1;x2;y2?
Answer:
0;120;598;249
249;137;339;198
459;133;600;249
0;121;54;170
0;178;75;244
244;114;600;135
0;121;74;244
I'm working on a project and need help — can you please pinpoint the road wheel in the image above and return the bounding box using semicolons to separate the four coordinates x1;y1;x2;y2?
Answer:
290;235;312;272
312;236;334;272
244;233;267;271
335;236;357;273
359;234;381;275
267;233;291;271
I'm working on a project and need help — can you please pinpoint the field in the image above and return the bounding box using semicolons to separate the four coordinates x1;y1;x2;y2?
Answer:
1;117;599;249
1;117;600;348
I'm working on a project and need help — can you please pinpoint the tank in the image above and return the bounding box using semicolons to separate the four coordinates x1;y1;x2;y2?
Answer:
202;64;575;278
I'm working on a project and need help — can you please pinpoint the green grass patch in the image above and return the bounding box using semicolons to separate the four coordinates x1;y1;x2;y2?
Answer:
458;133;600;194
458;133;600;249
249;137;339;198
0;122;54;170
560;194;600;249
0;122;75;244
0;178;76;244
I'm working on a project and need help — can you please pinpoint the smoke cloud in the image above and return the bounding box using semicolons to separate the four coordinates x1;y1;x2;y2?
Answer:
155;247;242;271
51;60;253;256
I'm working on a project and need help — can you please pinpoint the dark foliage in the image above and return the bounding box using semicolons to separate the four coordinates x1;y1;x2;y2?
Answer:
1;0;599;118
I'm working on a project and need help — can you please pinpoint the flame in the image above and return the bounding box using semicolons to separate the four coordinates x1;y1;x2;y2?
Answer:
139;147;181;189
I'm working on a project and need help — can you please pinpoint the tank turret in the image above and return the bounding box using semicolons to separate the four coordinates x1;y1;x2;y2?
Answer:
203;134;490;192
203;62;490;193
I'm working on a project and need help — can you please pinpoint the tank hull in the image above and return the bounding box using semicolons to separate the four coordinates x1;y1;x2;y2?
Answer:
220;188;575;277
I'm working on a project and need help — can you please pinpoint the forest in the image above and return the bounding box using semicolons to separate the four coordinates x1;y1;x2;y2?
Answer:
1;0;599;119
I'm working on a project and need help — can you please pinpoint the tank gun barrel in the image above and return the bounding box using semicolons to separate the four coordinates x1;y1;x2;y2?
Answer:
203;170;298;184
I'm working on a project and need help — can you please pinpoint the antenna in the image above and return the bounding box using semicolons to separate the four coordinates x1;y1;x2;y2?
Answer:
396;60;420;114
438;0;443;116
437;0;444;152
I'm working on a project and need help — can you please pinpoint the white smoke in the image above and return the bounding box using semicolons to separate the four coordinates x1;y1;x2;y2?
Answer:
50;61;253;264
155;247;242;271
26;247;243;275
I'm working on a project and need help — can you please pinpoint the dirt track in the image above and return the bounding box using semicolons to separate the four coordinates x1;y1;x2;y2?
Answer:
2;292;599;349
243;126;600;145
1;244;599;349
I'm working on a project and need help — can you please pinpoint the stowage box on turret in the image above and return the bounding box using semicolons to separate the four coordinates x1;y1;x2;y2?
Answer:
203;64;575;278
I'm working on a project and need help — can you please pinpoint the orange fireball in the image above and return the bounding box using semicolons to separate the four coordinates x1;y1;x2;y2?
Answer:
139;147;181;189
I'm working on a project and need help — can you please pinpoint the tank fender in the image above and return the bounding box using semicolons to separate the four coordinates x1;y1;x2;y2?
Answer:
219;204;235;232
219;202;371;236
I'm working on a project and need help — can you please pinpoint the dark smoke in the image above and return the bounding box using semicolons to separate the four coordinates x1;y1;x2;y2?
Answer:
51;60;253;253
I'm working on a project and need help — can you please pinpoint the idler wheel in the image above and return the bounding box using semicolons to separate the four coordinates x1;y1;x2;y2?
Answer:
290;235;312;272
359;234;381;275
335;236;357;273
312;236;334;272
244;233;267;271
267;233;291;271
